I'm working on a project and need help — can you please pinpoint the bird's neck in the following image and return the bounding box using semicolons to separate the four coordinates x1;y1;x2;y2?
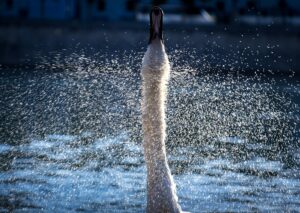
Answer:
141;42;182;213
142;41;169;165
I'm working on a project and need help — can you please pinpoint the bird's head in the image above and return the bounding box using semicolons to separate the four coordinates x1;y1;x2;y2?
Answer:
149;6;164;44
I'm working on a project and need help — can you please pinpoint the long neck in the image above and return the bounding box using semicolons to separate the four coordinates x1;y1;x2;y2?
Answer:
142;40;169;165
141;40;181;213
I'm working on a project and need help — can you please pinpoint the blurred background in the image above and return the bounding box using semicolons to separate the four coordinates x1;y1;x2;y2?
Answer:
0;0;300;73
1;0;300;22
0;1;300;212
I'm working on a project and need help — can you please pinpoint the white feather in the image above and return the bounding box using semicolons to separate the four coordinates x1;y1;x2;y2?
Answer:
141;39;183;213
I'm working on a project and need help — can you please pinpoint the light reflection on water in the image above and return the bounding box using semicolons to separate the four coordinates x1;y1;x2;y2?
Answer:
0;132;299;212
0;50;300;212
0;133;146;212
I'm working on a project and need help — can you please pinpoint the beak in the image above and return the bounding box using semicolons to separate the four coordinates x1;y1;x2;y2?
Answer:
153;13;160;36
148;6;164;44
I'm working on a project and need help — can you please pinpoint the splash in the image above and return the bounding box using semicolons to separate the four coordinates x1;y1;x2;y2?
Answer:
31;48;299;147
0;46;299;211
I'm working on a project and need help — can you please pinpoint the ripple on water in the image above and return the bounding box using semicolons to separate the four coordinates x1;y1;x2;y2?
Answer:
0;129;300;212
0;144;12;154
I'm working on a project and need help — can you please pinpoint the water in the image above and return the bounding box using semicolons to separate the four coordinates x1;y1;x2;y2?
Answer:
0;50;300;212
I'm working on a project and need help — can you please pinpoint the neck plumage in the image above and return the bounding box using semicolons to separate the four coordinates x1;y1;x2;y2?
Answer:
141;39;182;213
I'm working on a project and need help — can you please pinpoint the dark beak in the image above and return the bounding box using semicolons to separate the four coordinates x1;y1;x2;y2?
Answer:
149;6;163;44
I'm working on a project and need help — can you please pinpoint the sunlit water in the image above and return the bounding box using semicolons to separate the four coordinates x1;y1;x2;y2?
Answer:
0;50;300;212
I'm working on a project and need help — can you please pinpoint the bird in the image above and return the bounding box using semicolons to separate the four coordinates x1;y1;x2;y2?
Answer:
141;6;184;213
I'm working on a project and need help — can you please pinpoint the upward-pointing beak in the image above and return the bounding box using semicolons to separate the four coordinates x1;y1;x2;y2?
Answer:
153;14;160;35
149;6;163;44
